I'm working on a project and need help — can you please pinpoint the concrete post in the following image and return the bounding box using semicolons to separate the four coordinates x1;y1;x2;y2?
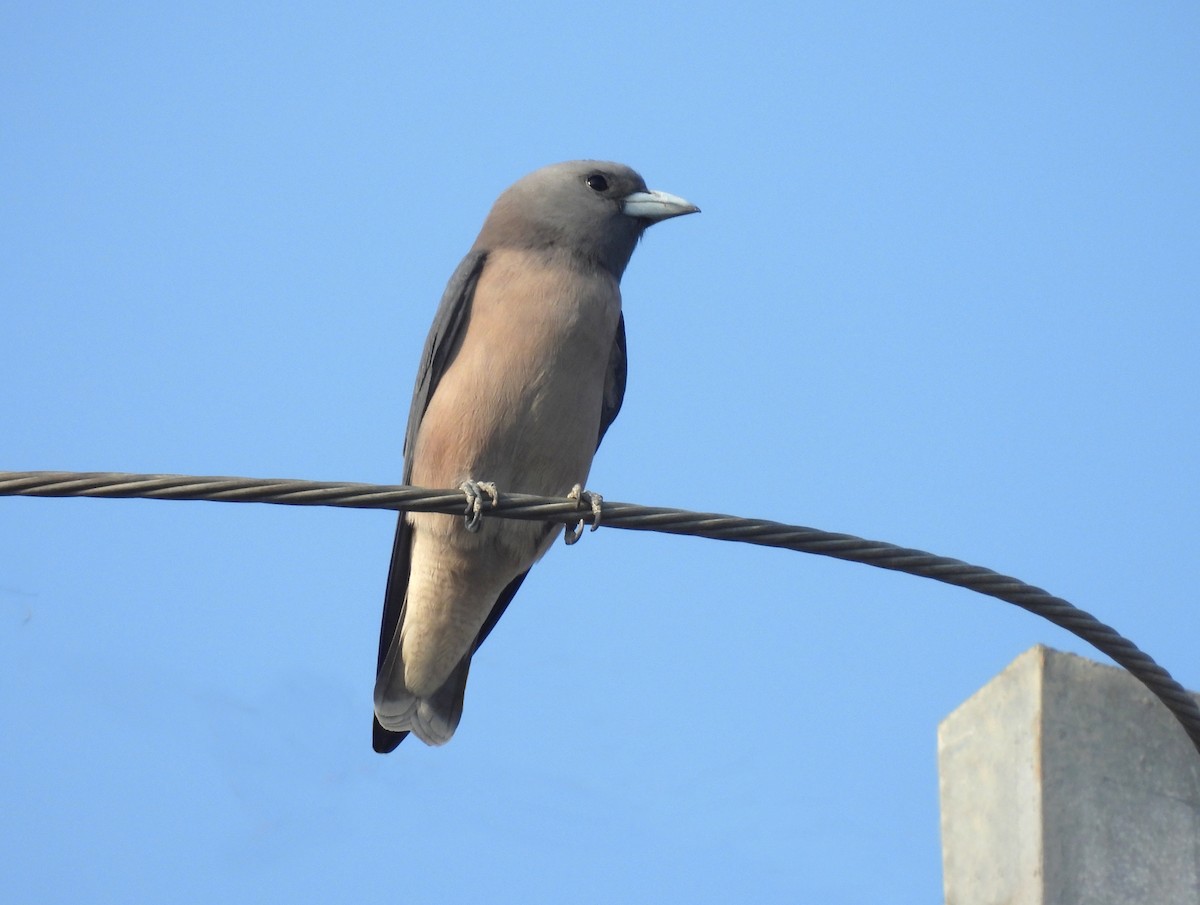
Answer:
938;645;1200;905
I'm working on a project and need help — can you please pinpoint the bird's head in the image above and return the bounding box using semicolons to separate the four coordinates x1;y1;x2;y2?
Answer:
475;160;698;277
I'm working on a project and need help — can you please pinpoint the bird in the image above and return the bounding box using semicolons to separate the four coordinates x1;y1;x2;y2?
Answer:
372;160;698;751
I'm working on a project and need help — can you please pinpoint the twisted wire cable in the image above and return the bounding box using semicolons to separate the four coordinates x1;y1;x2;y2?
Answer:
3;469;1197;757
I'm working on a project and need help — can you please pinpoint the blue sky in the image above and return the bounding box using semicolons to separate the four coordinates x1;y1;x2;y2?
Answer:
3;4;1198;902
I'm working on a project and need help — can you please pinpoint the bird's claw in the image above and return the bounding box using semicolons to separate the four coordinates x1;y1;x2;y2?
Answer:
459;480;498;532
564;484;603;545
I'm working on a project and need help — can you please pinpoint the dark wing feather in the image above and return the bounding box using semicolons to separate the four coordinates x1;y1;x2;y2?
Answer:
401;251;490;484
597;312;627;447
373;251;487;753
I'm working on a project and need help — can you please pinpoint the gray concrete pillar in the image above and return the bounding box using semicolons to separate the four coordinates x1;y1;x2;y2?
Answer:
938;645;1200;905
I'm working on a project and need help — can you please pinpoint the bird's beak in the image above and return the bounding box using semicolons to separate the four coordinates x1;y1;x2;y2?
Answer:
621;189;700;223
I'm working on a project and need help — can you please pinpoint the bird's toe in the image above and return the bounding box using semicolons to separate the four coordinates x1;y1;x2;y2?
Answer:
565;484;604;545
459;480;499;532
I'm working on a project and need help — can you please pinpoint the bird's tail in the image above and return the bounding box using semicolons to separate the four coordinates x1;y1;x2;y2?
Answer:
373;644;471;747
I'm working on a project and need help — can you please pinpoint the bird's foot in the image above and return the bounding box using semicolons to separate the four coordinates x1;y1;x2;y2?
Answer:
564;484;603;545
459;480;498;533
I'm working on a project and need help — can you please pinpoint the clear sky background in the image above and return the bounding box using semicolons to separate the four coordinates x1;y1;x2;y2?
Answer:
3;4;1198;902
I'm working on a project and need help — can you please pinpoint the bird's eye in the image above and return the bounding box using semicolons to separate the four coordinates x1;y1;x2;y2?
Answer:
586;173;609;192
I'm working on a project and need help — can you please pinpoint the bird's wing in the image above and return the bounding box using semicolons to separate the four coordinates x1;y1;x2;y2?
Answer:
373;250;488;753
597;312;627;447
400;250;490;483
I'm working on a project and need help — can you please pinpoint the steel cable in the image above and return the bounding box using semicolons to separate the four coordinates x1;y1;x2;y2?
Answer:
3;469;1197;756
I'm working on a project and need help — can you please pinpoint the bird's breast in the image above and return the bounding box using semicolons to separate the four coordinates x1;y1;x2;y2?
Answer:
409;248;622;497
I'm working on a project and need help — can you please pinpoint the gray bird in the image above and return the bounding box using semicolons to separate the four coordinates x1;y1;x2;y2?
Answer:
372;160;698;751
